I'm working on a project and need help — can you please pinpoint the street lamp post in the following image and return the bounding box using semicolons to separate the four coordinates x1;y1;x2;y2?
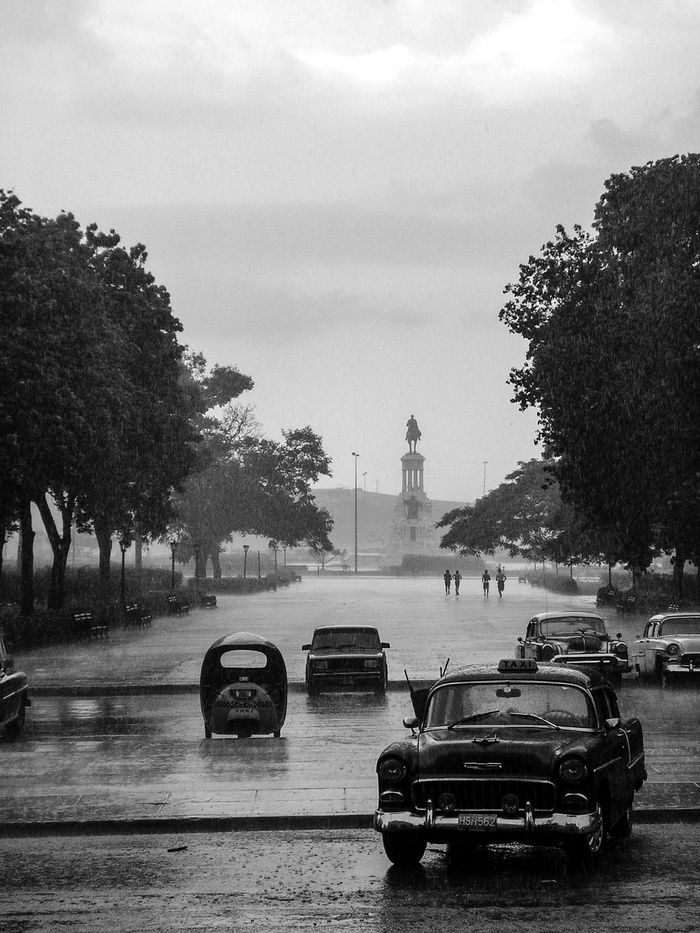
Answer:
352;452;359;573
273;544;278;573
257;551;261;580
119;539;129;605
483;461;488;496
363;471;367;493
243;544;249;578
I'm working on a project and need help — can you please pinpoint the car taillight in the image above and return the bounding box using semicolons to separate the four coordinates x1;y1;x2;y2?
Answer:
378;757;407;783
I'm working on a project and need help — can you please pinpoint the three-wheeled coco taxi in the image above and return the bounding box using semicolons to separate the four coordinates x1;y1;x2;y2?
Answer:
199;632;287;739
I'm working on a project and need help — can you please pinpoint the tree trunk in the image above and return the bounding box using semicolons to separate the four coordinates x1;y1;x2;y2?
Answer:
0;525;5;583
94;520;114;598
211;549;222;580
673;550;686;601
35;495;73;611
18;497;35;617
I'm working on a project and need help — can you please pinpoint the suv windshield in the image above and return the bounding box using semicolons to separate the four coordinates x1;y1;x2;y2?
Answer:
424;681;596;730
311;629;381;651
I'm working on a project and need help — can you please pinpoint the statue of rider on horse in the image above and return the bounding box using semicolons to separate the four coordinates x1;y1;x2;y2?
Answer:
405;415;422;453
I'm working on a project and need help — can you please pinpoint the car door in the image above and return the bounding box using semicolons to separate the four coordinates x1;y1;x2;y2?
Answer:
595;685;629;822
522;621;539;659
633;621;656;676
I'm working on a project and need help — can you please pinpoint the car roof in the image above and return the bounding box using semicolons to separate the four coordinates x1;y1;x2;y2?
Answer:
649;612;700;623
433;662;602;689
312;625;380;633
530;611;604;622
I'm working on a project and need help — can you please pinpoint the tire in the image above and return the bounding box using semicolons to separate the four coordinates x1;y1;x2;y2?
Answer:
610;800;633;841
382;832;427;867
204;724;212;739
375;668;388;696
5;701;26;738
564;799;607;864
306;678;319;697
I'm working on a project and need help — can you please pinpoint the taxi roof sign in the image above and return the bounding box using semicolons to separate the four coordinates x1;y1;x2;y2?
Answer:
498;658;538;673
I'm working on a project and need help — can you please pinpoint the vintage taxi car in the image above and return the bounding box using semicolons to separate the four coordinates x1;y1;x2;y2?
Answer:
302;625;389;695
631;612;700;685
0;628;30;738
374;659;646;867
516;611;631;686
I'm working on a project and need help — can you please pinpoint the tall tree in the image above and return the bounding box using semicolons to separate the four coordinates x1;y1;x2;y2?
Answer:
500;155;700;580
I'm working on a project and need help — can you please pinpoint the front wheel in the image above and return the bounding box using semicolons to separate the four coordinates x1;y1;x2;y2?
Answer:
564;799;607;863
610;800;633;841
5;702;26;738
382;832;427;867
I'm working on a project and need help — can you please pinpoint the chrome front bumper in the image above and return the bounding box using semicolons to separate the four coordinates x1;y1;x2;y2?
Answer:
665;661;700;675
374;805;599;838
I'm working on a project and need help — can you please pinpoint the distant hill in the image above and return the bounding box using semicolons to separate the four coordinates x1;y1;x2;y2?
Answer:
311;487;469;555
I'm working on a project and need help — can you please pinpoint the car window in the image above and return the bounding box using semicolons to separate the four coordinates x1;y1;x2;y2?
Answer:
659;618;700;637
311;629;381;650
219;650;268;669
539;617;607;636
424;681;596;729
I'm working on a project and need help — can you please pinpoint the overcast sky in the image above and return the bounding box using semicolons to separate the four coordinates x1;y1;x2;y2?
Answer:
3;1;700;502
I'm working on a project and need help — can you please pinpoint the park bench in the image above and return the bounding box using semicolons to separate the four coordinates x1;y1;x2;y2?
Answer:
198;592;217;609
616;593;637;614
167;594;190;616
72;611;108;640
124;603;152;628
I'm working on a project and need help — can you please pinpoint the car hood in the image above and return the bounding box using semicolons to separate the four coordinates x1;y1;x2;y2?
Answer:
662;635;700;651
417;727;596;778
549;634;607;653
309;648;382;657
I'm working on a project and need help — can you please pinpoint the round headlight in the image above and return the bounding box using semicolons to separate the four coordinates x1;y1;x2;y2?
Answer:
314;660;328;670
666;643;681;657
501;793;519;814
541;643;557;661
378;757;407;783
364;659;379;669
559;757;588;782
614;642;629;658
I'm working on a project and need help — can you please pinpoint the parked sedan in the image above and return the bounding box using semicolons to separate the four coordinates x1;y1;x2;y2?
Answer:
0;629;30;738
302;625;389;695
631;612;700;685
375;658;646;867
516;610;631;686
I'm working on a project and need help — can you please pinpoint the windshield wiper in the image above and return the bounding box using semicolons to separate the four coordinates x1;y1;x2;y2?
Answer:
508;711;560;729
447;709;499;729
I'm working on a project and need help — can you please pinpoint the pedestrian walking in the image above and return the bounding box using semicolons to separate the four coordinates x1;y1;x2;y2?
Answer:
496;567;507;598
481;569;491;597
453;570;462;596
443;569;452;594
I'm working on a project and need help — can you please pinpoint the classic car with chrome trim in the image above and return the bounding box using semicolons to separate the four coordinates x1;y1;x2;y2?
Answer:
302;625;389;695
516;611;631;686
374;659;646;867
0;628;30;738
631;612;700;685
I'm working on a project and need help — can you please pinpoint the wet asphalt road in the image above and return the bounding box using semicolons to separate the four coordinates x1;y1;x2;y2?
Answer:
2;825;700;932
4;575;700;825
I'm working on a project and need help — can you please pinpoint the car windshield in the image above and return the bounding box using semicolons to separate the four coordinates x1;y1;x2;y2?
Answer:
311;628;381;651
538;616;607;637
659;618;700;637
424;681;596;730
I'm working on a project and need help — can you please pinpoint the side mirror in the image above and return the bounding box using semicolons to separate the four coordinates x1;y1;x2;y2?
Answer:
605;717;621;730
517;637;523;644
382;642;391;649
301;644;311;651
403;716;419;731
616;633;622;640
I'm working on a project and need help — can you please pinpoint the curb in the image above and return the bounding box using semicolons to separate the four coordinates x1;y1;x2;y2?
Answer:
1;808;699;838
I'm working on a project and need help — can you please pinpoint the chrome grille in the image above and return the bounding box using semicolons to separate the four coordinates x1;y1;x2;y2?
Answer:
413;779;556;813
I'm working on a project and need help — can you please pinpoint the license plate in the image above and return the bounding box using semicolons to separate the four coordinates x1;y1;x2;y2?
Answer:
458;813;497;830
